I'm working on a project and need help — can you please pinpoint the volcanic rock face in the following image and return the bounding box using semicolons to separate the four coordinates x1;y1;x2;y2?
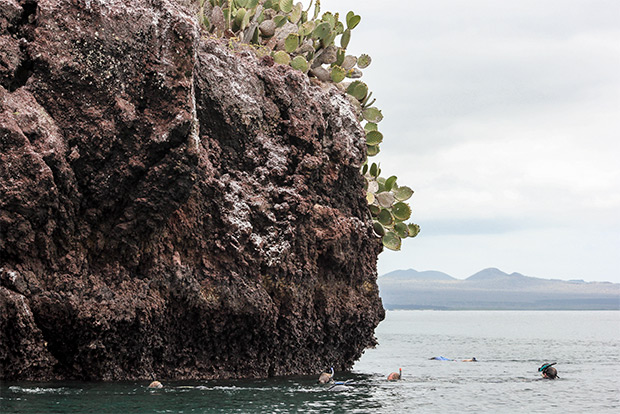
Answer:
0;0;384;380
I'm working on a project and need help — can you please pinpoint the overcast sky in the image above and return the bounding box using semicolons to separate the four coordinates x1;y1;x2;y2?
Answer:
316;0;620;282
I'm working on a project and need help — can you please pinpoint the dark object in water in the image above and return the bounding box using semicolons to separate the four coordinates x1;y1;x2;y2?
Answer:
539;362;559;379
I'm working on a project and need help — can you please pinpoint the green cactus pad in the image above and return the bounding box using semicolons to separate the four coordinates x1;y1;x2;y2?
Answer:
394;186;414;201
273;50;291;65
242;9;252;30
322;12;336;29
366;130;383;146
236;0;248;7
340;29;351;49
346;81;368;101
312;0;320;19
289;2;303;23
330;65;346;83
362;107;383;123
384;175;397;191
222;7;231;27
290;55;308;72
373;221;386;237
362;163;369;175
335;48;346;66
369;163;379;178
285;33;299;53
369;205;381;217
247;0;259;8
335;21;345;35
367;144;380;156
376;178;386;193
346;13;361;30
378;209;393;226
313;21;331;40
346;11;354;24
357;53;372;69
279;0;293;13
408;223;420;238
322;32;337;48
273;15;288;27
364;122;378;132
392;202;412;221
382;231;402;251
300;21;315;36
394;222;409;238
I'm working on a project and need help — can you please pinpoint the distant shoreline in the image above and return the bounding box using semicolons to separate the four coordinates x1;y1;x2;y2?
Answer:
379;267;620;311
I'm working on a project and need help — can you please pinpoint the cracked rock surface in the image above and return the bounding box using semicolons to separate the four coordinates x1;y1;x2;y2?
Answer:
0;0;384;380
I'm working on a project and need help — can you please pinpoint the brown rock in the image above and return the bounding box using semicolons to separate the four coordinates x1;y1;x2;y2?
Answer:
0;0;384;381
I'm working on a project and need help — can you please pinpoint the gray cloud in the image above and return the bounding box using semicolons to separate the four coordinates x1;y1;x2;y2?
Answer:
320;0;620;282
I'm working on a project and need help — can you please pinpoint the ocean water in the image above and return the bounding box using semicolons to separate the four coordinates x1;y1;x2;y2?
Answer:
2;311;619;413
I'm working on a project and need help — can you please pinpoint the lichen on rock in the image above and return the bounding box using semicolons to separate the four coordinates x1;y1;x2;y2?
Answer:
0;0;384;381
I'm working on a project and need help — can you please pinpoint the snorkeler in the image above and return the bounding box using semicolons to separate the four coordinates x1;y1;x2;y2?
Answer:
538;362;559;379
387;368;402;380
327;379;354;391
318;367;335;384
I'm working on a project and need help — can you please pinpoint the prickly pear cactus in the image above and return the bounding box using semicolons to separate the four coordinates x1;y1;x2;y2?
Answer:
196;0;419;250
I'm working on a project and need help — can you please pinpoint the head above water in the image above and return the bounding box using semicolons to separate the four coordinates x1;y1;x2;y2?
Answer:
538;362;559;379
318;367;335;384
387;368;402;380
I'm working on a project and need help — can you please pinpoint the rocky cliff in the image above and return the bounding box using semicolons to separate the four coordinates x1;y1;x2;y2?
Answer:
0;0;384;380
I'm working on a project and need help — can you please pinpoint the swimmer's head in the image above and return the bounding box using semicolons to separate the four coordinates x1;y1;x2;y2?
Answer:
538;363;558;379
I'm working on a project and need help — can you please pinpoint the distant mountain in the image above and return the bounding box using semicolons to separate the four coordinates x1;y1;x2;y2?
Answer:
379;268;620;310
381;269;455;281
466;267;524;281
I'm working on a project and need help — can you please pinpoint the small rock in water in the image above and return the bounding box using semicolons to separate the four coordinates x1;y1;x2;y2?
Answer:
148;381;163;389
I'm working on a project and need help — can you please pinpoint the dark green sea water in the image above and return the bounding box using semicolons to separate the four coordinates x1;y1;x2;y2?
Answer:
2;311;619;413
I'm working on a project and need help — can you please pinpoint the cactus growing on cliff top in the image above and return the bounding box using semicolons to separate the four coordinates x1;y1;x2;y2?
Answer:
196;0;419;250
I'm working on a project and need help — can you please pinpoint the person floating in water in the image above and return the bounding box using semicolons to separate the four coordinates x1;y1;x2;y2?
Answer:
539;362;559;379
387;368;402;380
430;356;477;362
429;356;453;361
327;379;354;391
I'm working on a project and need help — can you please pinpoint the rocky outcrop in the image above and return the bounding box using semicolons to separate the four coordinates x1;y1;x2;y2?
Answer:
0;0;384;381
